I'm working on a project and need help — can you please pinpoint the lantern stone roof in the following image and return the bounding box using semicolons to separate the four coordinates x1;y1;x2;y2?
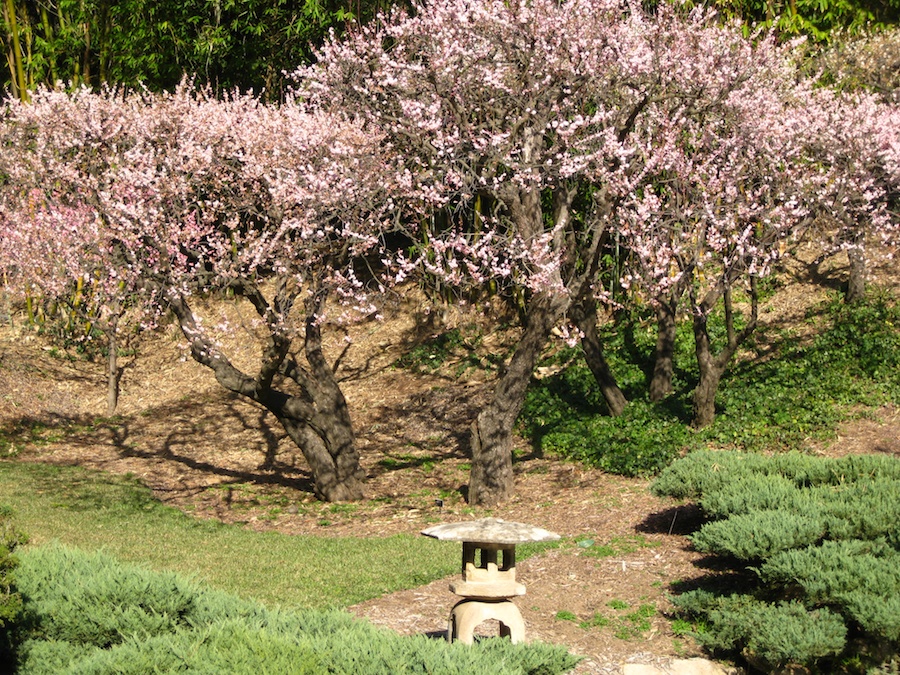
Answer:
421;518;560;545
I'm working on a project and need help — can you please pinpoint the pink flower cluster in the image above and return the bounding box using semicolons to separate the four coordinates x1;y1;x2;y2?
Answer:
0;83;393;335
2;0;898;345
300;0;899;310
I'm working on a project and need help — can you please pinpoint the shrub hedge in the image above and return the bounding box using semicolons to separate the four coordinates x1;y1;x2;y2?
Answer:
652;450;900;672
0;506;27;663
12;544;578;674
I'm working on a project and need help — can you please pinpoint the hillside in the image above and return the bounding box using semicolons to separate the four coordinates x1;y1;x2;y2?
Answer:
0;252;898;673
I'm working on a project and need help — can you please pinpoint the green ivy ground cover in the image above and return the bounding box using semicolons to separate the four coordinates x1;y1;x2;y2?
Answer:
519;294;900;476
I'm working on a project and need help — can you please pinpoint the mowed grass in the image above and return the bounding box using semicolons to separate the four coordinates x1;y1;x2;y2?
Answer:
0;461;459;610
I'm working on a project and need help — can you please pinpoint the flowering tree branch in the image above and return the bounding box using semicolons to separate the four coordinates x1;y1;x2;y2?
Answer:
0;83;394;501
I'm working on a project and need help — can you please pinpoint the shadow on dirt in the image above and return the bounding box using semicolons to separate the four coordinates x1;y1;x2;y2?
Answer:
2;389;318;496
636;503;704;537
3;372;487;500
637;504;757;597
363;380;486;477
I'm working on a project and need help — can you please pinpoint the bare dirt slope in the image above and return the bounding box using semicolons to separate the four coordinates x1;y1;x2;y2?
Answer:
1;268;898;674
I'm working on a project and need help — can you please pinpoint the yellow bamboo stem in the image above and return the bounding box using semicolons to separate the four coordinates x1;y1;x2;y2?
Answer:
3;0;28;100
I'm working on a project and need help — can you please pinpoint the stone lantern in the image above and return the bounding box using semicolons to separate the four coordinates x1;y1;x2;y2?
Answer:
421;517;560;644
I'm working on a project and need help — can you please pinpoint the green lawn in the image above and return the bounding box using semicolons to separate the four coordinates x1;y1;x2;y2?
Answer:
0;461;459;610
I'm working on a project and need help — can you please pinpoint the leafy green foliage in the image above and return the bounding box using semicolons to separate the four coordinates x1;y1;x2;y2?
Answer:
394;325;504;376
811;27;900;103
0;506;27;662
13;545;579;674
656;451;900;559
519;294;900;477
2;0;397;99
519;326;691;476
574;534;657;558
521;385;690;476
554;610;579;623
692;293;900;452
690;0;900;42
673;592;847;668
396;328;466;371
653;451;900;671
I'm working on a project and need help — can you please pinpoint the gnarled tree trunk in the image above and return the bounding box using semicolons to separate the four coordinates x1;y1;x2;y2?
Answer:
571;299;627;416
274;294;364;501
469;292;568;506
167;284;364;502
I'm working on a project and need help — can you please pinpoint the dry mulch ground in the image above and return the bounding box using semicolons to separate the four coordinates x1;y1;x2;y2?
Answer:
1;275;898;673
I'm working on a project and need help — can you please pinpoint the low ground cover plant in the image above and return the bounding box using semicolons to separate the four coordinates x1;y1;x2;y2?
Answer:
554;601;657;639
518;293;900;476
0;506;27;663
652;450;900;672
11;544;578;674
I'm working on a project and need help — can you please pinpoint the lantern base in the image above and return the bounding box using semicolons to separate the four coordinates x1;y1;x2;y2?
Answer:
447;598;525;645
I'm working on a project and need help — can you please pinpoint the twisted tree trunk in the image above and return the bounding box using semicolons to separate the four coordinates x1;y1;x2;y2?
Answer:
167;284;364;502
468;292;568;506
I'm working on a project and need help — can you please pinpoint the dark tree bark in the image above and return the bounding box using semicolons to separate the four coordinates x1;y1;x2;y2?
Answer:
649;276;691;402
469;292;568;506
691;277;759;428
106;324;119;416
691;327;725;428
845;244;866;303
465;171;616;505
276;292;364;501
167;282;364;502
649;298;678;402
466;182;585;506
571;299;627;416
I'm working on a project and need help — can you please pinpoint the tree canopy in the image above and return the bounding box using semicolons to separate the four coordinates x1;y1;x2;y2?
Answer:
0;0;898;505
301;0;899;502
0;83;396;500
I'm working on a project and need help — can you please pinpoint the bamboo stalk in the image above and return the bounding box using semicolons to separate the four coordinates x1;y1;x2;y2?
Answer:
3;0;27;100
39;2;57;83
